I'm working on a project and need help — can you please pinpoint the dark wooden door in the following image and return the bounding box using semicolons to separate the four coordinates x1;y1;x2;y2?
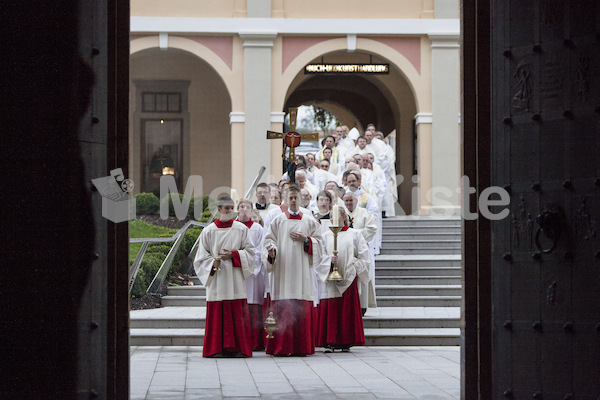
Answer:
490;0;600;398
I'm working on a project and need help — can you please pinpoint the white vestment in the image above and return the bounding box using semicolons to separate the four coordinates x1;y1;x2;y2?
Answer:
348;206;378;308
369;138;398;216
193;221;255;301
242;220;267;304
263;211;328;303
255;203;278;220
319;228;370;298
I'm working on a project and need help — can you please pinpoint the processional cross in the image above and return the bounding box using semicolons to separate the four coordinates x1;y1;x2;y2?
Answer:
266;107;319;183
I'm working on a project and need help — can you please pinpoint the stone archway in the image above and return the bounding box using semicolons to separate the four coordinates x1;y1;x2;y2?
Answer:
277;45;420;214
129;45;233;195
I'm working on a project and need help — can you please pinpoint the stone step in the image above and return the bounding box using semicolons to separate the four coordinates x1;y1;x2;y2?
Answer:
376;296;461;307
130;307;461;330
129;327;460;347
375;266;462;276
374;255;462;268
381;240;461;249
382;217;461;227
363;328;460;346
375;285;461;297
375;276;461;285
167;285;205;296
161;295;206;307
381;232;460;241
379;247;462;255
382;226;461;234
161;293;463;307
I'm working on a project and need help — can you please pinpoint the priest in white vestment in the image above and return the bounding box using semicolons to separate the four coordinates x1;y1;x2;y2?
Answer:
344;192;378;312
263;186;329;356
317;207;369;352
194;196;255;357
254;182;278;220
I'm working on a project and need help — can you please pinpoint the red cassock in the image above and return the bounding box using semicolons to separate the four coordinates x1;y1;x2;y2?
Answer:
265;299;316;355
203;299;252;357
316;226;370;349
193;219;255;357
262;210;329;356
316;279;365;348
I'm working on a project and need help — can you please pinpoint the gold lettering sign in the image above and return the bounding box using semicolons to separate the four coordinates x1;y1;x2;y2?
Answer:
304;63;389;74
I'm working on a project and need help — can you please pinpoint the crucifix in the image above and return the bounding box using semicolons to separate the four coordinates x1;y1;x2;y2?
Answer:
266;107;319;183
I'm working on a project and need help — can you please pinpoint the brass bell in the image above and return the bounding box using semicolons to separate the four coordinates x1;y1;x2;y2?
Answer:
327;265;344;281
264;311;278;339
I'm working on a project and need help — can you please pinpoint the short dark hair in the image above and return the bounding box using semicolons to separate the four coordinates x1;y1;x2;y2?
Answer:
316;190;333;204
325;180;339;189
217;195;234;207
283;185;300;197
256;182;269;190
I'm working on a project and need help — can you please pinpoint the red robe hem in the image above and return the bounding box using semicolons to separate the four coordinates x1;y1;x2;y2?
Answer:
248;303;265;350
203;299;252;357
316;279;365;348
265;299;315;355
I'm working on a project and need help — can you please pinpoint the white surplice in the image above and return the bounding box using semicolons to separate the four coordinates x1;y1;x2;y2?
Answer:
263;211;329;303
347;206;378;308
193;220;255;301
319;227;370;298
241;220;266;304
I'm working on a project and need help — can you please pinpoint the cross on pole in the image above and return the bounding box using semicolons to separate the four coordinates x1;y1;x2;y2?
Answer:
267;107;319;182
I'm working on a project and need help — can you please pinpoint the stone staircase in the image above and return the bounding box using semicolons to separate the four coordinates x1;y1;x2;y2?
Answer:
130;216;462;346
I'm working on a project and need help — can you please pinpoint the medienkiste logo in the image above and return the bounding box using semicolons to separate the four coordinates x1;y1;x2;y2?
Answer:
91;168;136;223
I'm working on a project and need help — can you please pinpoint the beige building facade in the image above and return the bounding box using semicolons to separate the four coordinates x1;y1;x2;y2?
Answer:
129;0;460;216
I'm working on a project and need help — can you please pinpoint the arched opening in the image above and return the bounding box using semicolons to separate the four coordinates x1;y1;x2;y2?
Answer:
130;47;232;195
282;50;418;214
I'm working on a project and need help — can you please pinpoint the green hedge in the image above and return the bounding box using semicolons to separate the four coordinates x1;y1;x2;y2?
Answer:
135;192;160;215
158;193;211;220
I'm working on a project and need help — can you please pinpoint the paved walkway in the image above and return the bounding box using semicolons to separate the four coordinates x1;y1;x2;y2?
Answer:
130;345;460;399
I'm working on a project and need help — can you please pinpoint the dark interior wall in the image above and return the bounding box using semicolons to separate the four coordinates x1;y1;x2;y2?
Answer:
2;1;129;398
2;1;94;397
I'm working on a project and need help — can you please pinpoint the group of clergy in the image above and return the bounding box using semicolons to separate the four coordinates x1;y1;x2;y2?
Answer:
193;125;396;358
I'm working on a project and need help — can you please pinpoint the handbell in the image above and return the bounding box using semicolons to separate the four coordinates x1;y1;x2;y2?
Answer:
264;311;278;339
327;265;344;281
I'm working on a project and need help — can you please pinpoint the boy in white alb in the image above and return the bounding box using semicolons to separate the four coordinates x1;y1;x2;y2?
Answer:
194;196;255;357
263;186;329;356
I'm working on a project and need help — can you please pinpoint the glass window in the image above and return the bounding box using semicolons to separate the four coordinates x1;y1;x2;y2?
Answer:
141;119;182;193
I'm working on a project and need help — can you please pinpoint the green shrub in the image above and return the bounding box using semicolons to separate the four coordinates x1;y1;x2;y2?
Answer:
157;193;213;219
159;193;184;217
135;192;160;215
130;254;163;298
146;243;172;255
129;216;205;299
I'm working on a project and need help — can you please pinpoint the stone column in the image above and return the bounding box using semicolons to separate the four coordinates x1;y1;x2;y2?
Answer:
229;112;245;196
415;113;433;215
239;31;277;192
269;111;285;183
429;33;460;216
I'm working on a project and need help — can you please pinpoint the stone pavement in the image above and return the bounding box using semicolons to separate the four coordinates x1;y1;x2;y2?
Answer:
130;345;459;399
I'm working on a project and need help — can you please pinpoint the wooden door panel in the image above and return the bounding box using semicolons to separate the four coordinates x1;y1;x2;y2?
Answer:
491;0;600;398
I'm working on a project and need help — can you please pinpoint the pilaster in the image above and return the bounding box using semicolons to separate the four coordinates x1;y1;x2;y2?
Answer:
239;31;277;192
429;33;461;216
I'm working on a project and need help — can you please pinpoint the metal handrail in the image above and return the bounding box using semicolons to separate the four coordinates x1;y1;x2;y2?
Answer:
244;166;266;200
129;220;208;294
130;166;265;295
